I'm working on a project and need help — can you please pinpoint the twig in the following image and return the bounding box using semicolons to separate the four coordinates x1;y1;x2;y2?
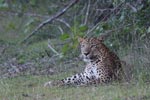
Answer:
55;19;74;36
84;0;91;25
47;39;63;58
58;26;64;34
85;21;101;37
20;0;79;44
126;3;137;12
56;19;71;28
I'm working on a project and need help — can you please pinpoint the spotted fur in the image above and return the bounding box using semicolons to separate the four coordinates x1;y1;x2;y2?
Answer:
44;37;123;87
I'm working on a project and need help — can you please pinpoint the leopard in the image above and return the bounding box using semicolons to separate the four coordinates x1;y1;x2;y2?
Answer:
44;36;124;87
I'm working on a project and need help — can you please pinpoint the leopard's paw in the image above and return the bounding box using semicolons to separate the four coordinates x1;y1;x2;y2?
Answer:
44;80;63;87
44;81;53;87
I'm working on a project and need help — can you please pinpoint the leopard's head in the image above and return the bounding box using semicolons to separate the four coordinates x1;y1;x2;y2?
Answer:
78;36;104;62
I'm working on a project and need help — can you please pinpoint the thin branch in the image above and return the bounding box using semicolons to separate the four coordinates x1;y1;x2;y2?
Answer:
20;0;79;44
47;39;62;58
58;26;64;35
84;0;91;25
55;19;74;36
85;21;101;37
80;3;87;23
126;3;137;12
55;19;71;28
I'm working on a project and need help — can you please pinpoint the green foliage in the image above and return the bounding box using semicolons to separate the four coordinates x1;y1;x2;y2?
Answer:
60;33;70;40
6;22;16;30
29;0;37;6
136;0;150;27
79;25;88;32
59;23;87;57
61;44;71;55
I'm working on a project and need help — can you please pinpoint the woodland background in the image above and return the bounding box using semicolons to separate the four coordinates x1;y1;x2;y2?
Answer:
0;0;150;100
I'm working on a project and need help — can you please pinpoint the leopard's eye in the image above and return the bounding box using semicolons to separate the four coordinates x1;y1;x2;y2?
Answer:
91;44;96;48
81;44;85;47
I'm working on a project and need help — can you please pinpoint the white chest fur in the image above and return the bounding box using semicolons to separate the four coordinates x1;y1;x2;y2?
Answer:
84;63;100;79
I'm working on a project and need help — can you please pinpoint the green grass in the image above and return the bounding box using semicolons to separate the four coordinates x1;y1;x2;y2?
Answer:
0;75;150;100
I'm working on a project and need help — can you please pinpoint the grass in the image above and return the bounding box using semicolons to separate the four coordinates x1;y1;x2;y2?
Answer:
0;75;150;100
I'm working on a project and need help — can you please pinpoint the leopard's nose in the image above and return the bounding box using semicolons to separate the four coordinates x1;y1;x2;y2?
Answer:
84;52;89;56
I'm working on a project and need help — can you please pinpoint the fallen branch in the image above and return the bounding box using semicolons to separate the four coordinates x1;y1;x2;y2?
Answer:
20;0;79;44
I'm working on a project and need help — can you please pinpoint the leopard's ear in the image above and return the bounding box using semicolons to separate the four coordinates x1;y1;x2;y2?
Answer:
97;35;105;42
78;37;85;42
